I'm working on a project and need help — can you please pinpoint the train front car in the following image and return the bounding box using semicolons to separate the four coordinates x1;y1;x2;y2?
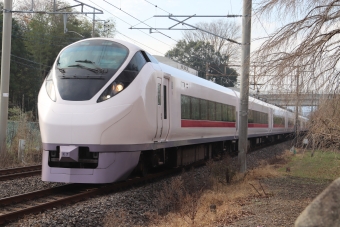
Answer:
38;38;158;183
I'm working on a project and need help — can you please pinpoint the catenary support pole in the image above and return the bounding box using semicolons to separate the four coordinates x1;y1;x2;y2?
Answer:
0;0;13;152
294;68;300;146
238;0;252;173
92;8;95;37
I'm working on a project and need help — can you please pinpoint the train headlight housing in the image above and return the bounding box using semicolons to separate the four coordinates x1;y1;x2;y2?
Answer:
97;51;147;103
98;81;125;102
45;72;56;102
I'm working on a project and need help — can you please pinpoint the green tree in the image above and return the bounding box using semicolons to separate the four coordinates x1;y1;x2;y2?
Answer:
0;2;40;115
166;40;238;87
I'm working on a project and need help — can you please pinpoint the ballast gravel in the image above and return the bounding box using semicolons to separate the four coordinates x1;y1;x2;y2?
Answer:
1;141;328;227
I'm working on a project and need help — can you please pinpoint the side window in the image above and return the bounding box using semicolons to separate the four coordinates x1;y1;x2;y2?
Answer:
222;104;228;121
200;100;208;120
181;95;190;119
191;97;200;120
208;101;215;121
216;103;222;121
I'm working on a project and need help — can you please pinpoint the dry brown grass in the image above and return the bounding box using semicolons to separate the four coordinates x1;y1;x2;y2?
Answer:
0;111;42;169
104;152;290;227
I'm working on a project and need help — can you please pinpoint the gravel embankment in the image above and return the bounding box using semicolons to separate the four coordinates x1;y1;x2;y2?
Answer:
1;141;330;227
0;176;65;199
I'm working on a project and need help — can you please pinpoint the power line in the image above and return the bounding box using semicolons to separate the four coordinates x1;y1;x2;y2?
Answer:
143;0;172;15
102;0;178;42
87;0;172;48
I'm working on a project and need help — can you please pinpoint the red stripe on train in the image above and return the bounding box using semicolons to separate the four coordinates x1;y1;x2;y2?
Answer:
181;120;236;127
181;120;269;128
248;123;268;128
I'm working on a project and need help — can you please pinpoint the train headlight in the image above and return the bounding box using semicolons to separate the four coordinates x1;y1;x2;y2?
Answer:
98;81;125;102
116;83;124;92
45;72;56;102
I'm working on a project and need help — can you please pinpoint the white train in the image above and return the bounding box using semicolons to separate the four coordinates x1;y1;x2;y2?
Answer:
38;38;308;183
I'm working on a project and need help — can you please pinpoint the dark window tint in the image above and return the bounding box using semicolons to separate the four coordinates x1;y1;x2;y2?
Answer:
216;103;222;121
222;104;228;121
191;97;200;120
180;94;236;123
157;83;161;105
200;100;208;120
181;95;190;119
56;40;129;101
124;51;147;72
145;52;159;64
112;51;146;90
163;85;167;119
208;101;215;121
97;51;147;103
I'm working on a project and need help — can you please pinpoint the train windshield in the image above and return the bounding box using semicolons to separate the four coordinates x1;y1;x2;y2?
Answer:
55;40;129;101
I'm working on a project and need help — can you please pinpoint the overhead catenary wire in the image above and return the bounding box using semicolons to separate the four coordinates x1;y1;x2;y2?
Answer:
102;0;178;42
87;0;172;48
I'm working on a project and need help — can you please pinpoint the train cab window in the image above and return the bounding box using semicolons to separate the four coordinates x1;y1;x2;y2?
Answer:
144;52;159;64
56;40;129;101
98;51;147;102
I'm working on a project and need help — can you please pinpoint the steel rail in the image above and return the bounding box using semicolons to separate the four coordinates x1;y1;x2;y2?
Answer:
0;163;200;225
0;165;41;181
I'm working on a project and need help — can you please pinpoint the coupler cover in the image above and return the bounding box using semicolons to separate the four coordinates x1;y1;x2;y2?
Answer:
59;146;79;162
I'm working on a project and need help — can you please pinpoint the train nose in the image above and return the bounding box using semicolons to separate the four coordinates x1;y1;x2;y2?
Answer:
38;102;133;144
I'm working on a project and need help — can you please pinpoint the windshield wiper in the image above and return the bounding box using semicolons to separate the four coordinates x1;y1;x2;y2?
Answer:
67;63;101;74
74;60;108;74
57;67;65;73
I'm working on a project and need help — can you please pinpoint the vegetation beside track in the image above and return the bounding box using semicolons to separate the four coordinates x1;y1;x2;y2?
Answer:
104;146;339;227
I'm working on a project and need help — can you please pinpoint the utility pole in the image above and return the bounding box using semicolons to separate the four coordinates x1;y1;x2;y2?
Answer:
92;8;95;37
238;0;252;173
0;0;12;152
294;68;300;146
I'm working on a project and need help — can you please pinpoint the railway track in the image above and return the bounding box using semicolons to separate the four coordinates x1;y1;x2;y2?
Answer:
0;165;41;181
0;162;203;225
0;138;292;225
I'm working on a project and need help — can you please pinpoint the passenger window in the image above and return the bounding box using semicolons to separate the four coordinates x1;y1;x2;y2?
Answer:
181;95;190;119
216;103;222;121
208;101;215;121
191;97;200;120
200;100;208;120
222;104;228;122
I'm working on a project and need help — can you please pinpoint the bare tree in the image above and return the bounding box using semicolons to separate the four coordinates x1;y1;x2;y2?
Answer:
253;0;340;94
183;19;240;62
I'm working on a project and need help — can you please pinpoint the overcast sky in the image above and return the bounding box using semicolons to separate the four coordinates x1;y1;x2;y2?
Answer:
63;0;278;57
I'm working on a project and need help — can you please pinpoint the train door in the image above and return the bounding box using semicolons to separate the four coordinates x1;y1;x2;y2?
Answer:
154;77;170;141
161;77;170;141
